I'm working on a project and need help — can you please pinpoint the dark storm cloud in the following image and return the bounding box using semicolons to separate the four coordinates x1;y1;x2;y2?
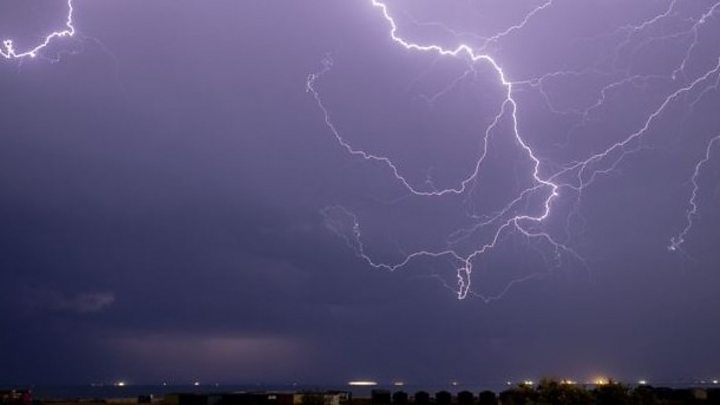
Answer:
1;0;720;387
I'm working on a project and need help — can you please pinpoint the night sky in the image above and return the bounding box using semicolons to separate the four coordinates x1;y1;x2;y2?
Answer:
1;0;720;387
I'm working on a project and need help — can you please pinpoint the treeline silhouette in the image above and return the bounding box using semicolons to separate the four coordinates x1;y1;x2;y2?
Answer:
370;379;720;405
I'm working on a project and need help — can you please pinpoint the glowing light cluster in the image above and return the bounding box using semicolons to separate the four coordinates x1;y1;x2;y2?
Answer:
592;377;610;386
0;0;75;60
310;0;720;300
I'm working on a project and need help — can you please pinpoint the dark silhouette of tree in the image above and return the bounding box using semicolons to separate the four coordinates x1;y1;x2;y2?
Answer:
535;379;592;405
498;385;535;405
629;385;658;405
707;388;720;404
593;382;630;405
434;391;451;405
477;391;497;405
372;390;391;405
413;391;430;405
457;391;473;405
392;391;408;404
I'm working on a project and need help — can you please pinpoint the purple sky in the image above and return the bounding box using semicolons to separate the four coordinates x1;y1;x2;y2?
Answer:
1;0;720;386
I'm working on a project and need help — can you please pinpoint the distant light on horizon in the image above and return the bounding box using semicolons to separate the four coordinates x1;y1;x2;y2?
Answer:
713;380;719;385
592;377;610;386
193;381;200;386
638;380;648;385
393;382;404;386
114;381;126;387
348;381;377;386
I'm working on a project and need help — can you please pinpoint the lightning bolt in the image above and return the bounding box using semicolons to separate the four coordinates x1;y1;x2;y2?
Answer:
309;0;720;300
308;0;576;301
669;135;720;252
4;0;718;301
1;0;75;60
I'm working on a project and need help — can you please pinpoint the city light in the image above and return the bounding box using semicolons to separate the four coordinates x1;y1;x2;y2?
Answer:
348;381;377;386
114;381;126;387
592;377;610;386
638;380;648;385
393;382;405;387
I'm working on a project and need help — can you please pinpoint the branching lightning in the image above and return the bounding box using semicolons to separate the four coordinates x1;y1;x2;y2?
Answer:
4;0;718;301
1;0;75;60
669;135;720;252
309;0;720;300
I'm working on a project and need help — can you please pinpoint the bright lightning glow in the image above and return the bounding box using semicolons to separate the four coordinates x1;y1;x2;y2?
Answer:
0;0;75;60
310;0;720;301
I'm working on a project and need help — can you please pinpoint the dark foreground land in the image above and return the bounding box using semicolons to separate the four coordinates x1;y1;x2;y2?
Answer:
5;380;720;405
